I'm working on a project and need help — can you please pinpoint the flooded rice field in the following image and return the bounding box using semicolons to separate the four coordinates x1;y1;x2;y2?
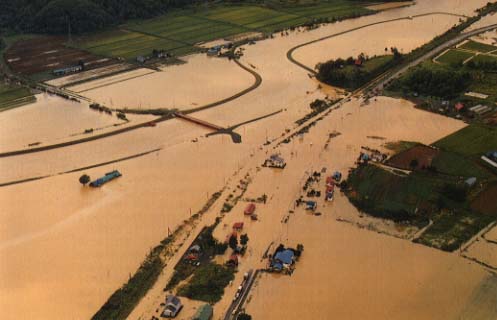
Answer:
293;14;461;69
465;239;497;268
1;0;496;319
0;94;129;152
69;55;254;111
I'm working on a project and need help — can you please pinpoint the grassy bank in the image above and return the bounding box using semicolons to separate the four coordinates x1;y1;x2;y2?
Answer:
0;83;35;111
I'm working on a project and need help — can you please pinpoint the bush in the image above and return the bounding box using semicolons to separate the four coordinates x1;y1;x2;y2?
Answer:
177;263;235;303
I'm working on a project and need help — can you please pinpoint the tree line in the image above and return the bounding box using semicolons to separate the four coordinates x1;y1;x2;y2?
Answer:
0;0;411;35
0;0;203;34
389;66;472;99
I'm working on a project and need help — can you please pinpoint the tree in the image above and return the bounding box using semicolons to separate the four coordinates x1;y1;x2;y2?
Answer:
237;313;252;320
229;234;238;251
240;234;249;246
79;174;90;186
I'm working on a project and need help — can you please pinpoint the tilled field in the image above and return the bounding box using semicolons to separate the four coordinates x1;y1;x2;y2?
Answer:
4;36;114;75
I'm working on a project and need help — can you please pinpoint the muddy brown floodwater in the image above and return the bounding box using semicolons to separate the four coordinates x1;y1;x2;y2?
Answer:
70;55;254;111
1;1;496;319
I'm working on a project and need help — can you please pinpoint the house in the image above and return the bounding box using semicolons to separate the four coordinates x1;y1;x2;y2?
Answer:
482;151;497;168
52;65;83;76
244;203;256;215
233;222;244;231
264;154;286;168
469;104;492;115
192;304;213;320
162;295;182;318
227;254;239;267
305;201;317;211
207;45;222;56
326;185;335;201
465;177;477;187
454;102;464;112
326;176;334;187
354;58;363;67
271;249;295;271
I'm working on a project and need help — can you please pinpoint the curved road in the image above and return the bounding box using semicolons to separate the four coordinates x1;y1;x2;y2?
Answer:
0;50;262;158
287;12;497;92
286;12;467;74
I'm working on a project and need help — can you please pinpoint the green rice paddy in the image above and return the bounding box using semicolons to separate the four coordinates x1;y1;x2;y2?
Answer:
75;1;374;60
0;83;35;111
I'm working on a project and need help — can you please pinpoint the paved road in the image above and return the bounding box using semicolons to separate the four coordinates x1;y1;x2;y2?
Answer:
224;269;260;320
369;23;497;92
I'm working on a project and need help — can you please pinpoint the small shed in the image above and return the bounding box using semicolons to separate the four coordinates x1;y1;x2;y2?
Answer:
162;295;182;318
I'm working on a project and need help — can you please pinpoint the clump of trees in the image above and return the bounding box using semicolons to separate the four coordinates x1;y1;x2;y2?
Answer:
466;58;497;71
316;49;402;89
176;262;235;303
390;66;471;99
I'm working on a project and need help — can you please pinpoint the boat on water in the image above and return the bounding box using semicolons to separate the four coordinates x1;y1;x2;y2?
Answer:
89;170;122;188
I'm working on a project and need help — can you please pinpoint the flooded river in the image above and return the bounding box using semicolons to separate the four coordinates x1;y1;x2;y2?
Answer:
0;1;496;319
